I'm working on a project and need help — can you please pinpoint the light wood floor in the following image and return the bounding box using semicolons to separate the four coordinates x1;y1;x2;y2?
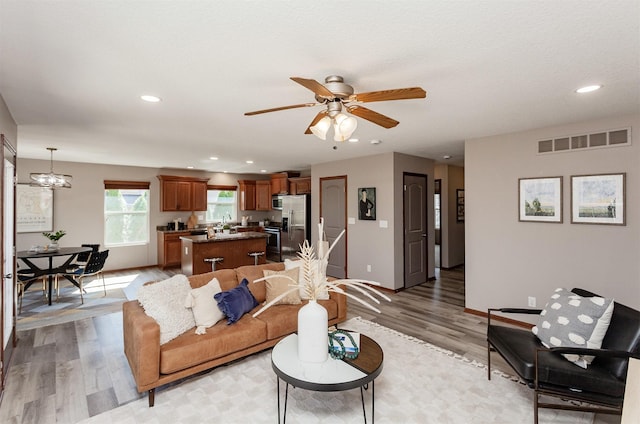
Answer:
0;265;514;423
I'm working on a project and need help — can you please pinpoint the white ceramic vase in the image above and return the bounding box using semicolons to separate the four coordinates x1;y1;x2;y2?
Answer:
297;300;328;363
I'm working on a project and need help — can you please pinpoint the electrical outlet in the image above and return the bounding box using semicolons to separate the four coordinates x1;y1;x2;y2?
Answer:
528;296;536;307
367;264;371;272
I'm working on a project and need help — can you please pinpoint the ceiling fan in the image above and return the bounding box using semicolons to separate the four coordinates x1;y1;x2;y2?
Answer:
244;75;426;141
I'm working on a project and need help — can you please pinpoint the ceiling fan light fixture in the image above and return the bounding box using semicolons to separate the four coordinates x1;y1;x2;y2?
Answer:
333;113;358;142
29;147;72;189
310;116;331;140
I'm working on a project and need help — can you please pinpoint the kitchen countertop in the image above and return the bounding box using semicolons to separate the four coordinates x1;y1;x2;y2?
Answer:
180;231;270;243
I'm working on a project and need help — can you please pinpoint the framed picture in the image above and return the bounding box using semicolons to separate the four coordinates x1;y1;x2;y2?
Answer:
17;184;54;233
456;189;464;222
571;173;625;225
358;187;376;220
518;177;563;223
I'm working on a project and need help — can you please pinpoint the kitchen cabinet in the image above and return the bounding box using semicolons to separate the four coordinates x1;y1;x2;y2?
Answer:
158;175;209;211
158;231;190;269
238;180;256;210
271;173;289;195
191;181;208;211
256;180;271;210
289;177;311;195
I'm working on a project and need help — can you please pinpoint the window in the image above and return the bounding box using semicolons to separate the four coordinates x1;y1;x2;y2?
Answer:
206;188;237;223
104;180;150;247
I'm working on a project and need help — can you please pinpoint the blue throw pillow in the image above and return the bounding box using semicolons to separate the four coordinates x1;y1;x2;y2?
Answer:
214;278;259;324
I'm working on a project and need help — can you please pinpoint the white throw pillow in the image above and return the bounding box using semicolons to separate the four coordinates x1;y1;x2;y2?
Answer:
284;258;329;300
532;288;614;368
137;274;196;345
184;278;225;335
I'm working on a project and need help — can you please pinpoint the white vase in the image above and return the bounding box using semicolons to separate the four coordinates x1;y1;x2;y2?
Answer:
297;300;328;363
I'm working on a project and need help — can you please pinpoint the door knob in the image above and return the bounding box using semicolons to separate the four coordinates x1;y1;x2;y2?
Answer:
4;273;12;279
421;234;427;237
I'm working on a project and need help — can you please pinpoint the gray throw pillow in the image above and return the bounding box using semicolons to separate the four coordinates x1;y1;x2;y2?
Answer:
532;288;614;368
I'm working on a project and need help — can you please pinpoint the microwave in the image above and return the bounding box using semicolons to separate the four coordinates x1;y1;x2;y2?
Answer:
272;195;283;210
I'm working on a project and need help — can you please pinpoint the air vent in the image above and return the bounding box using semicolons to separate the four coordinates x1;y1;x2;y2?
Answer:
538;128;631;154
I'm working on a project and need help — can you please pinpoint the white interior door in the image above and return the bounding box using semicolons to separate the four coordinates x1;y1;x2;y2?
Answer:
3;157;14;350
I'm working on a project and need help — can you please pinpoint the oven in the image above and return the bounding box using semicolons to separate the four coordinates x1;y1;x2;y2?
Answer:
264;226;281;262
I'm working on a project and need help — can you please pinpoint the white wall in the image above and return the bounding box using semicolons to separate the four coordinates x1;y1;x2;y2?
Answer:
465;113;640;320
312;152;434;290
0;95;17;143
16;159;272;271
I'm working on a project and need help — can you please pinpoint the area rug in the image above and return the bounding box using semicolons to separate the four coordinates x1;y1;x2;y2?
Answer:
17;273;138;331
80;317;596;424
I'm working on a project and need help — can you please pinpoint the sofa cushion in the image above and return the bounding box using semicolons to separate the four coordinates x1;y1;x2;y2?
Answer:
188;269;238;291
159;314;267;374
532;288;614;368
236;262;285;303
137;274;196;345
215;278;259;324
184;277;224;334
264;268;301;305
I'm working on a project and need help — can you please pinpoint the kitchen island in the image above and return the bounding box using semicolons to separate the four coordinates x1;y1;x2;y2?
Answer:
180;232;271;276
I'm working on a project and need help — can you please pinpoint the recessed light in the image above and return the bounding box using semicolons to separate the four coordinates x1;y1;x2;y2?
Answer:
260;169;267;173
443;155;452;160
246;160;254;164
348;138;359;143
209;156;218;160
576;85;602;94
370;139;382;145
187;166;194;169
140;95;161;102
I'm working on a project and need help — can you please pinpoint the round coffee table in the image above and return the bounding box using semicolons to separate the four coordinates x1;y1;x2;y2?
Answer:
271;332;384;423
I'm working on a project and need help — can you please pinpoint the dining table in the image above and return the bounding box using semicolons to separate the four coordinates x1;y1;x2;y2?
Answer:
17;246;93;306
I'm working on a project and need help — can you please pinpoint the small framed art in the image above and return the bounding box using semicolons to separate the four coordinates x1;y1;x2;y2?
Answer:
456;189;464;222
518;177;563;223
358;187;376;220
571;173;625;225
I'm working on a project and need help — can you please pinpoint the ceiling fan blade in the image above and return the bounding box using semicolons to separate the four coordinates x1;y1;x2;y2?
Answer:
290;77;336;100
347;105;399;129
304;110;328;134
350;87;426;103
244;103;316;116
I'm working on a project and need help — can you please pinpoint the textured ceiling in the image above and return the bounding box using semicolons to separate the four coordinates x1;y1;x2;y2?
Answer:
1;1;638;173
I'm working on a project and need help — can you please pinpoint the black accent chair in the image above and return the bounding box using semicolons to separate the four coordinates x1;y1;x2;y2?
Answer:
487;288;640;423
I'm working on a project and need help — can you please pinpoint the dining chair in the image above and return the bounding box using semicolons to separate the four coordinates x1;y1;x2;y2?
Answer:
16;270;47;313
57;250;109;304
67;243;100;270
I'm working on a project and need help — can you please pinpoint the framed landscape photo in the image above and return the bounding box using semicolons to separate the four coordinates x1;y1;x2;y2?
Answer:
358;187;376;220
571;173;625;225
518;177;563;223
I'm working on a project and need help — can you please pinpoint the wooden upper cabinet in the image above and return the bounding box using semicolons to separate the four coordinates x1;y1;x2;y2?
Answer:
270;173;288;195
289;177;311;195
158;175;209;211
191;181;208;211
255;180;271;211
238;180;256;211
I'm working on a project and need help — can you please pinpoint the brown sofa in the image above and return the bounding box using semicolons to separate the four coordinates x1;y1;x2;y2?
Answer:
123;262;347;406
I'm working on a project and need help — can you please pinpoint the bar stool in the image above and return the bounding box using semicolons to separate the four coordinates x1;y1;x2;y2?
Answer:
204;257;224;271
247;251;265;266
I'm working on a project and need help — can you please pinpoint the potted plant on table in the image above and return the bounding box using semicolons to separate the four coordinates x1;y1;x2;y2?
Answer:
42;230;65;251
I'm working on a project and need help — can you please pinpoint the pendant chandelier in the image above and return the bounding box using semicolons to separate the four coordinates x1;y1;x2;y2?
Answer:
30;147;72;188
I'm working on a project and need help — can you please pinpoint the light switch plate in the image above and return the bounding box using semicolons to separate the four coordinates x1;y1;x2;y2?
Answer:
379;220;388;228
348;217;355;225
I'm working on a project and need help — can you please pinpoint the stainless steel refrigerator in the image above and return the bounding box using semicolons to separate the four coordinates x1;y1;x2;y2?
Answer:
281;194;311;261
